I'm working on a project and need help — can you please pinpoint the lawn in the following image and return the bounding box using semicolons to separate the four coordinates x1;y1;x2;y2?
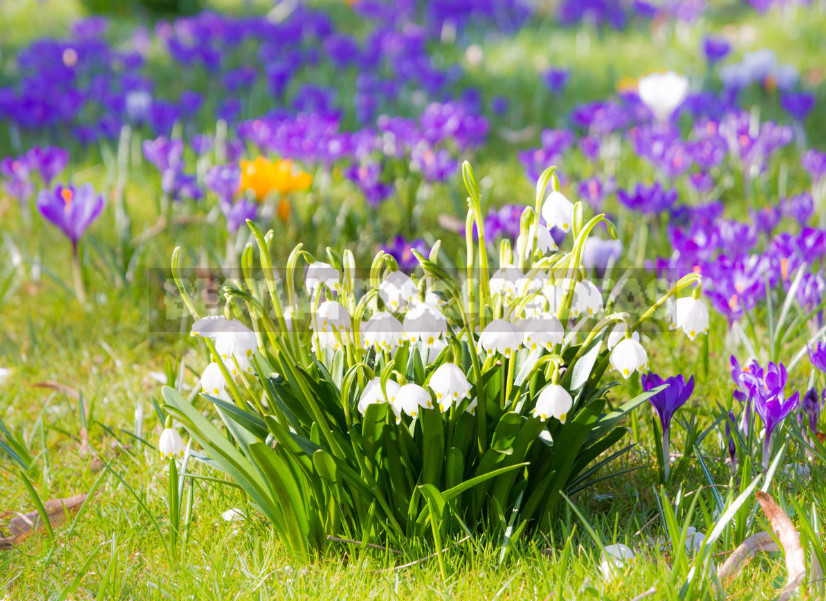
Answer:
1;0;826;599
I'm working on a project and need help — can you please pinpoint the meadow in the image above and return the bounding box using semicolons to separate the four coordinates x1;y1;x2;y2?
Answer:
1;0;826;599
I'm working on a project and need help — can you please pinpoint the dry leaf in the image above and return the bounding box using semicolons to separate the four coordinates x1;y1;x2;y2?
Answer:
717;531;779;582
755;491;806;601
0;493;87;549
32;380;79;400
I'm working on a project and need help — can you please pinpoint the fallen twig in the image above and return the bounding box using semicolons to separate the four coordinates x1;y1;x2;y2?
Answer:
326;535;403;556
378;535;471;571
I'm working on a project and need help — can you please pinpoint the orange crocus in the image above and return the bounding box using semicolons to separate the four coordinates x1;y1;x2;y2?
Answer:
238;157;313;202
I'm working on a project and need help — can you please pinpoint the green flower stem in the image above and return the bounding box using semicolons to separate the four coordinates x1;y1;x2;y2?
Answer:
465;209;476;329
247;221;292;357
171;246;199;320
71;245;86;304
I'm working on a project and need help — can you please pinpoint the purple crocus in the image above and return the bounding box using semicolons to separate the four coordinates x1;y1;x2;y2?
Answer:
780;92;815;121
220;198;257;235
543;68;570;93
617;182;678;215
753;387;800;468
702;36;731;64
382;236;427;271
0;155;35;203
642;372;694;481
27;146;68;185
36;183;104;249
205;164;240;204
798;387;820;433
808;341;826;372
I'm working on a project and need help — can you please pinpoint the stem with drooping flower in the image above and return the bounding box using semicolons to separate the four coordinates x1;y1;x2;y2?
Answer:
630;273;702;332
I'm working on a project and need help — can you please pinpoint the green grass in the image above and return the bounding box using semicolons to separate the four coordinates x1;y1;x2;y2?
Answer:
2;0;826;598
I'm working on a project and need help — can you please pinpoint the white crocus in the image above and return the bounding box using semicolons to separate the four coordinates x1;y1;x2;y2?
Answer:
200;362;229;400
357;378;401;416
306;261;340;295
609;337;649;379
362;311;404;351
607;322;638;351
379;271;418;312
532;384;573;423
191;317;258;376
667;297;709;340
573;280;603;317
600;544;635;580
159;427;185;459
398;383;433;417
314;300;351;333
638;71;689;123
403;301;448;347
479;319;522;357
429;363;472;411
516;225;557;262
541;190;575;232
490;266;523;298
517;315;564;351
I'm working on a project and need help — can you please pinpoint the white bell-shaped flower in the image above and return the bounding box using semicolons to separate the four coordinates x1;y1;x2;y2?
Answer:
159;427;185;459
607;322;638;351
532;384;573;422
191;317;258;376
398;383;433;417
517;315;564;351
429;363;472;411
479;319;522;357
667;297;709;340
306;261;340;295
314;300;351;333
638;71;689;123
516;225;557;262
379;271;418;312
403;301;448;347
543;279;573;315
541;190;575;232
362;311;404;351
490;266;523;298
600;544;635;580
419;338;448;364
200;362;229;400
573;280;603;317
424;291;445;308
609;337;649;379
357;378;401;416
314;330;344;353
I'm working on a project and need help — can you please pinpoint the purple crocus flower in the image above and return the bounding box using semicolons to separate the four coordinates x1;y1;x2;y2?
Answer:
582;237;622;273
780;92;815;121
702;36;731;64
543;68;570;93
796;272;825;313
617;182;678;215
642;372;695;480
0;155;35;203
205;164;240;204
689;171;714;193
345;163;394;206
143;136;183;172
809;341;826;372
753;386;800;468
382;236;427;271
799;387;820;433
802;150;826;182
36;183;104;249
220;198;257;235
27;146;68;185
483;205;523;241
